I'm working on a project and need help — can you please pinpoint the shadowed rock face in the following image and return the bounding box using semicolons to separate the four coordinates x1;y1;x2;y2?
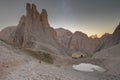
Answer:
100;23;120;49
113;23;120;43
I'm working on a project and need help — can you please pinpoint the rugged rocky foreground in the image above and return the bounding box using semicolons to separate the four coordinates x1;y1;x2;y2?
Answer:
0;36;120;80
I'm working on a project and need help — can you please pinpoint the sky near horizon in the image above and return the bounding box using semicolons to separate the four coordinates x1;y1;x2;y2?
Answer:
0;0;120;37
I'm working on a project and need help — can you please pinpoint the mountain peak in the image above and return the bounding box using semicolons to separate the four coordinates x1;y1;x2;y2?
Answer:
26;3;38;16
40;9;49;26
90;34;98;39
41;9;48;16
25;3;49;26
26;3;31;17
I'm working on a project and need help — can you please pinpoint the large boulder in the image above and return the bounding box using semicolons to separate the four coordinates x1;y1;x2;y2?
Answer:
72;52;85;59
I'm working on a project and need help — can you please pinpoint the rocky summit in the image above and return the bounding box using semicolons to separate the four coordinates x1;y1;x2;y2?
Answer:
0;3;120;57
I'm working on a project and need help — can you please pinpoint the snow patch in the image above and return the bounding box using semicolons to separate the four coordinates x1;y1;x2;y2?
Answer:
73;63;106;72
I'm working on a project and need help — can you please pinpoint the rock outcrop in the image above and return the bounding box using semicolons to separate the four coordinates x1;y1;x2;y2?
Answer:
0;3;64;55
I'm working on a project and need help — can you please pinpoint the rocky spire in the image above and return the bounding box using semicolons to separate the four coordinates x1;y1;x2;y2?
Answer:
40;9;49;26
31;4;40;21
26;3;49;26
0;3;64;55
26;3;31;17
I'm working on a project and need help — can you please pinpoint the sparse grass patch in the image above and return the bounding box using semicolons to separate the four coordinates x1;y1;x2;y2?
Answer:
38;52;53;64
23;49;54;64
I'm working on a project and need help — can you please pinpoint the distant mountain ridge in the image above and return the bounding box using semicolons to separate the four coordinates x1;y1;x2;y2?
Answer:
0;3;120;56
56;23;120;55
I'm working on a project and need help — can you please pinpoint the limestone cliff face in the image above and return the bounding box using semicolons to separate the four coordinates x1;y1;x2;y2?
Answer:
55;28;73;54
21;3;51;48
100;33;112;48
56;29;102;55
69;31;102;54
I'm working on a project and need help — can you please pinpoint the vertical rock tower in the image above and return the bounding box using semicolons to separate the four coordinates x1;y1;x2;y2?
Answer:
0;3;62;54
